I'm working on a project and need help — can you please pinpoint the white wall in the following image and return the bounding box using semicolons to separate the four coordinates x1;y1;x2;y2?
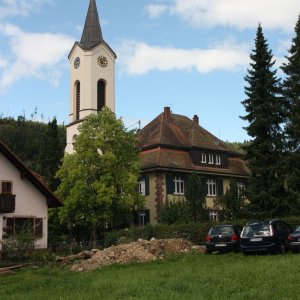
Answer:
0;152;48;249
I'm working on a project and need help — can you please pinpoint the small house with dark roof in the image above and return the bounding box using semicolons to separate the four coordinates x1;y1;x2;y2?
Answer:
138;107;250;224
0;140;62;250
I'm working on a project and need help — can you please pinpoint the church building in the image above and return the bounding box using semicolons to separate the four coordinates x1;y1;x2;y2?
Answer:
66;0;116;154
66;0;250;224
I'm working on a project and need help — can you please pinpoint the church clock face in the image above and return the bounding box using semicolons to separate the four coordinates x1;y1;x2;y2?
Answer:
97;55;108;68
74;57;80;69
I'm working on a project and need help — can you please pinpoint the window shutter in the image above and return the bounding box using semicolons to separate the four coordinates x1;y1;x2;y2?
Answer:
145;176;150;196
201;178;208;195
217;178;224;196
166;175;174;194
145;209;150;225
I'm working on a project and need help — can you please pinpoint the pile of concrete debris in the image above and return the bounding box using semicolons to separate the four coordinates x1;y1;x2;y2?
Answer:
66;238;205;272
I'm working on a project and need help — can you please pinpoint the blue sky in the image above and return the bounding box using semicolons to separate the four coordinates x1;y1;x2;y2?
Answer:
0;0;299;142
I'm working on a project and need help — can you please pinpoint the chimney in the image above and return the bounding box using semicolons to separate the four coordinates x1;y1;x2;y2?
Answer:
163;107;171;121
193;114;199;125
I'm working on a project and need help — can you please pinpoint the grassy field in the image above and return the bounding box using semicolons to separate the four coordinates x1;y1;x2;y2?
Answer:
1;252;300;300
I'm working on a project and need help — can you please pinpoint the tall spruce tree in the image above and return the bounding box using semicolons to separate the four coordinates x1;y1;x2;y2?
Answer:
241;24;286;217
281;14;300;212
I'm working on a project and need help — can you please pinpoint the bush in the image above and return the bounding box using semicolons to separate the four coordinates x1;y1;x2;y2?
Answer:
1;228;36;260
159;201;193;224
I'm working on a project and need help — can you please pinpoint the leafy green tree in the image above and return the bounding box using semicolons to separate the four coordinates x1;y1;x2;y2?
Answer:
56;108;144;245
281;14;300;213
185;173;208;222
216;179;245;220
159;201;192;224
241;24;287;217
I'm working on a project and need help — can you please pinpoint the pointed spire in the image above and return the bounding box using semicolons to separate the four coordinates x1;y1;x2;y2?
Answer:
80;0;103;50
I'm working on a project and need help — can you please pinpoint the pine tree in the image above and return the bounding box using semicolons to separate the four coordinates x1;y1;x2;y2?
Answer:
281;14;300;212
241;24;286;217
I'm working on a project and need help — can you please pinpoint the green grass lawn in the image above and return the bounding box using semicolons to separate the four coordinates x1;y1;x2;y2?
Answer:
1;252;300;300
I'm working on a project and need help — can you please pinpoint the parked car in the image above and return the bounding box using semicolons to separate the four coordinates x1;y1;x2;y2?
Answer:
205;224;242;253
240;219;292;255
288;225;300;253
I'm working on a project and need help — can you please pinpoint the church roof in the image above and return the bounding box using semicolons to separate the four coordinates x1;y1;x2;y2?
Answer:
80;0;103;50
68;0;117;59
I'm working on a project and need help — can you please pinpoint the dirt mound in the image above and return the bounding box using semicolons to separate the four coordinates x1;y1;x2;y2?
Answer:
71;238;204;272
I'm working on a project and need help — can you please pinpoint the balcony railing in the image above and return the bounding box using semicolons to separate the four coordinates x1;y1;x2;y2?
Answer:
0;194;16;213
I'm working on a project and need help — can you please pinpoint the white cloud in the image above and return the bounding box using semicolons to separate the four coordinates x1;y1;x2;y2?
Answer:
0;23;73;91
119;40;250;75
0;0;52;19
146;0;300;31
145;4;169;19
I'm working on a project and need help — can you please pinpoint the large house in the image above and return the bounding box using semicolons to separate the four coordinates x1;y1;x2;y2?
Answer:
138;107;250;224
0;140;62;249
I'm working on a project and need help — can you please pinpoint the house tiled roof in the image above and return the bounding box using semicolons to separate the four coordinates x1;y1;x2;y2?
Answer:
139;108;238;153
139;108;250;177
0;139;63;208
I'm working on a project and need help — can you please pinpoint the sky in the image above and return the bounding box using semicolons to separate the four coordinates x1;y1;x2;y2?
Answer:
0;0;299;142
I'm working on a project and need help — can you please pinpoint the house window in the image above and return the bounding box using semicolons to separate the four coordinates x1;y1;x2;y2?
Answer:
215;154;221;165
209;210;218;221
174;176;185;195
5;217;43;238
237;181;245;198
97;80;106;112
208;153;214;164
139;180;146;195
1;181;12;194
207;179;217;196
201;153;207;163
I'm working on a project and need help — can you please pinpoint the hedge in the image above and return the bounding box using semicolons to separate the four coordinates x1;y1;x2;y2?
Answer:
104;216;300;248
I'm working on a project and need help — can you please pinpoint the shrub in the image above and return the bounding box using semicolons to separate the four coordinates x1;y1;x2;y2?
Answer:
1;226;37;260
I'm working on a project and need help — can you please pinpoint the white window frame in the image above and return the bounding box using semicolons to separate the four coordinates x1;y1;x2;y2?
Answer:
201;153;207;163
215;154;221;165
174;176;185;195
237;181;245;198
209;210;218;221
207;179;217;196
208;153;214;164
139;180;146;196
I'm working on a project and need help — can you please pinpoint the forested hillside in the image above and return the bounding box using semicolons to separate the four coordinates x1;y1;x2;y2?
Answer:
0;115;66;190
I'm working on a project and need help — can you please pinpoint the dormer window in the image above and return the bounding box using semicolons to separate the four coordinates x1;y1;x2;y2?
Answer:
1;181;12;194
201;153;207;163
215;154;221;165
208;154;214;164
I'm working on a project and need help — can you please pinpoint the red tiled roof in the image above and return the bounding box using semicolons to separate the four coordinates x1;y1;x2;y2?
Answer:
139;109;250;177
139;110;238;153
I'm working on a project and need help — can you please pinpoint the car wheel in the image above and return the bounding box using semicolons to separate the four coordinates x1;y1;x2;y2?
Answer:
292;249;299;254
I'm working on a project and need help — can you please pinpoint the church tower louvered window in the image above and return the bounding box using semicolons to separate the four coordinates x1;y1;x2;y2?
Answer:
76;81;80;120
97;80;106;111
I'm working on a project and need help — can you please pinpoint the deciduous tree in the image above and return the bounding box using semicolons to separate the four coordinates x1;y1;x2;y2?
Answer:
56;108;144;245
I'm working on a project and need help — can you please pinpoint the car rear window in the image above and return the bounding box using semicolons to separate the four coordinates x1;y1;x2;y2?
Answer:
209;226;234;236
242;223;271;238
294;225;300;233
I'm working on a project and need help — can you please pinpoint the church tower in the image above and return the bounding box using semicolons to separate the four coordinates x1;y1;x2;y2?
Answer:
66;0;117;153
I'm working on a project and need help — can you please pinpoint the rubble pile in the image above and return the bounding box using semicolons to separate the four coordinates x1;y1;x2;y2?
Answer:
71;238;205;272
